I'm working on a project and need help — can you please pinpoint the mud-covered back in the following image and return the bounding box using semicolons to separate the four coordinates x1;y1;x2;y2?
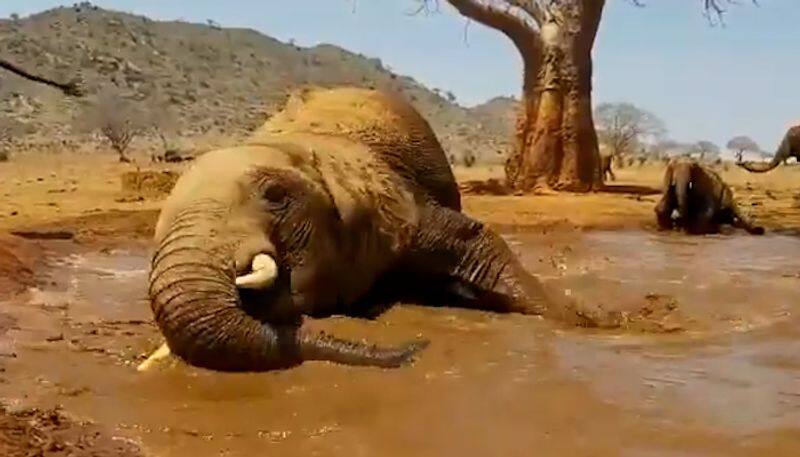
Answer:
250;86;461;211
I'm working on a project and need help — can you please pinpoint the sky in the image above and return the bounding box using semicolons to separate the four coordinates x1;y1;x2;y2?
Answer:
1;0;797;151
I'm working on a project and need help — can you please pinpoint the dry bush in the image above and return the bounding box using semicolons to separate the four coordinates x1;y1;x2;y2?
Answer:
0;120;10;162
0;115;27;162
77;88;149;162
120;170;179;198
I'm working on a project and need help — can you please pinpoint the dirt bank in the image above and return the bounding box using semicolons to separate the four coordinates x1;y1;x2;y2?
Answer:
0;235;40;297
0;406;143;457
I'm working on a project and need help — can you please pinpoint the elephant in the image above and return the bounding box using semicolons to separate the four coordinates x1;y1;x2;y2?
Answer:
655;158;764;235
737;125;800;173
600;155;615;182
142;87;602;373
0;58;84;97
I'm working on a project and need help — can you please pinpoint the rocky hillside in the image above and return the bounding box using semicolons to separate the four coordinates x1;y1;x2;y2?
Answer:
0;4;514;164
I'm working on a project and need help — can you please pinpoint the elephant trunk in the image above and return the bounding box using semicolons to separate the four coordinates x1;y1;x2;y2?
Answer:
674;169;690;221
148;203;427;371
148;208;298;371
739;132;793;173
739;155;782;173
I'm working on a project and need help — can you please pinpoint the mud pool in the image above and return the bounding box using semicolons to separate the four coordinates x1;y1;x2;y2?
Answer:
1;230;799;456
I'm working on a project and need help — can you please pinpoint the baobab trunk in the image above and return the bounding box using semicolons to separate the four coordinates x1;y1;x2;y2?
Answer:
505;23;601;192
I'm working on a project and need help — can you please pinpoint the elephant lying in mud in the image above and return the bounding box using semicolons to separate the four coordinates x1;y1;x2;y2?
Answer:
655;158;764;235
737;125;800;173
140;87;598;372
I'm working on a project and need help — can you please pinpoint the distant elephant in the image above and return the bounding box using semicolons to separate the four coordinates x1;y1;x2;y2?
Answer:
0;58;84;97
737;125;800;173
600;155;615;182
144;87;595;373
655;158;764;235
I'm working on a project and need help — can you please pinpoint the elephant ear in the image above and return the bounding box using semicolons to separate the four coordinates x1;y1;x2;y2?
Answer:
312;144;419;253
662;161;674;190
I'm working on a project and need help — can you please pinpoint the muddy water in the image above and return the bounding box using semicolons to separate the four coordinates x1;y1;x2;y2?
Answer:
1;231;800;456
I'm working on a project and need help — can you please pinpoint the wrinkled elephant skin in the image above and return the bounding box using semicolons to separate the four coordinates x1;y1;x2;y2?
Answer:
146;87;598;373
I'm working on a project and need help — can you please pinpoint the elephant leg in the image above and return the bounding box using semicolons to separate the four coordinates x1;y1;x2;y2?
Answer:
403;206;608;327
731;206;765;235
687;201;719;234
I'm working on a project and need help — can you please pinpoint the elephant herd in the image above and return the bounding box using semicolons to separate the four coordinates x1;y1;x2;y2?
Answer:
135;87;797;373
659;125;799;235
3;59;790;371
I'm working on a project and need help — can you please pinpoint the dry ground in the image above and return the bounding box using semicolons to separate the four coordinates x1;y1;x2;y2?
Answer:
2;153;799;240
455;163;800;233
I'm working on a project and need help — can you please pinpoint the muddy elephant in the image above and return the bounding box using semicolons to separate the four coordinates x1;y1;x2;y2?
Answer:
737;125;800;173
655;158;763;235
143;87;594;373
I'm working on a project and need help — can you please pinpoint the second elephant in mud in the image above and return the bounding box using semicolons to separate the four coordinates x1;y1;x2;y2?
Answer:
655;158;764;235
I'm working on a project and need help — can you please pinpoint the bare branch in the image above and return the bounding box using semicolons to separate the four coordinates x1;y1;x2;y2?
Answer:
444;0;542;65
409;0;441;16
0;58;85;97
701;0;759;26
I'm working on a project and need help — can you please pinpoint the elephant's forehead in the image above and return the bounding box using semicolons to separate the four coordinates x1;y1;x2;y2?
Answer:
194;146;300;172
165;147;296;207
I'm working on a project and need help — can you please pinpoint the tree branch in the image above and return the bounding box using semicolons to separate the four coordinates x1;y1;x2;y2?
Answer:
507;0;547;27
0;58;85;97
445;0;542;65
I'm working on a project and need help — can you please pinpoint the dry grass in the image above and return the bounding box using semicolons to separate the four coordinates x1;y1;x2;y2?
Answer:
454;163;800;232
0;152;182;234
1;153;798;240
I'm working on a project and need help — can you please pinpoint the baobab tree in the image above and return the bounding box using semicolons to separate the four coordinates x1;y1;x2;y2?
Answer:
419;0;753;192
0;58;84;97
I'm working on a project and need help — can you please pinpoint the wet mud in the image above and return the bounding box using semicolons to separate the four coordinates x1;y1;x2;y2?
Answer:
1;230;799;456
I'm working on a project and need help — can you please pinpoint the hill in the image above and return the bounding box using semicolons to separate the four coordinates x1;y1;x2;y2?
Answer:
0;3;512;164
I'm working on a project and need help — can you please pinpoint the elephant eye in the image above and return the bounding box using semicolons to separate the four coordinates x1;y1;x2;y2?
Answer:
262;184;287;203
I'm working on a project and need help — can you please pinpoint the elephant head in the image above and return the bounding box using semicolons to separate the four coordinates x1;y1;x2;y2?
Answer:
148;146;424;371
738;125;800;173
659;158;693;222
672;160;693;220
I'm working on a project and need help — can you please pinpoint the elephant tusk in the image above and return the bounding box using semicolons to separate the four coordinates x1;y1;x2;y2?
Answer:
235;253;278;289
136;342;171;372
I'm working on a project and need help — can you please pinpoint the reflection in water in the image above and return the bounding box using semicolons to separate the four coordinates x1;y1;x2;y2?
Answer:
0;231;799;456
